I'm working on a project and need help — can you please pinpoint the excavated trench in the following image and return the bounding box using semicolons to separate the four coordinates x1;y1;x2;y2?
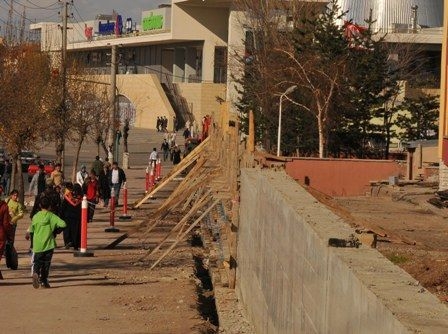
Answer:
191;233;219;333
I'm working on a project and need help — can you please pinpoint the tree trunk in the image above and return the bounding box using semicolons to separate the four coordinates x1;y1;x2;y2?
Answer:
11;156;25;204
72;138;84;182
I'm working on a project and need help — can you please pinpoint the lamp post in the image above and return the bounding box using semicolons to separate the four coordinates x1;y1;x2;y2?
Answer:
277;85;297;157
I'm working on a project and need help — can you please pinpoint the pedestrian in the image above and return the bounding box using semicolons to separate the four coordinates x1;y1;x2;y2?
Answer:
49;163;64;188
6;189;24;243
156;116;161;132
76;165;88;187
170;131;177;145
26;196;66;288
29;164;47;218
60;183;82;250
99;164;111;208
172;145;182;165
161;139;170;161
83;170;99;222
103;157;111;170
0;185;13;280
149;147;158;168
91;155;103;177
108;161;126;206
163;116;168;132
183;127;191;140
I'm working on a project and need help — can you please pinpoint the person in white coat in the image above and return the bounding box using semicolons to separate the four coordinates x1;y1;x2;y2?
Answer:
76;165;88;187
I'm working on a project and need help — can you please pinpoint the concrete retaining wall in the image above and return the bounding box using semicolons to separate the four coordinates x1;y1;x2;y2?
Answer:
237;169;448;333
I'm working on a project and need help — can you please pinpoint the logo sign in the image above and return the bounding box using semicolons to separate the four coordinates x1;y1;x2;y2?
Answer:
142;13;164;31
98;15;123;35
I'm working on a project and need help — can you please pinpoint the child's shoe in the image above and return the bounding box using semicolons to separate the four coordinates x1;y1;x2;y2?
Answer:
40;280;51;289
32;273;40;289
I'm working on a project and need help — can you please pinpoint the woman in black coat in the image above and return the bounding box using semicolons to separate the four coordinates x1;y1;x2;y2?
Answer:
60;183;82;250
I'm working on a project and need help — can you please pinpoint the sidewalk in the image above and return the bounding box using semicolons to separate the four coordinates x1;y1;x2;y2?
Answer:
0;130;207;334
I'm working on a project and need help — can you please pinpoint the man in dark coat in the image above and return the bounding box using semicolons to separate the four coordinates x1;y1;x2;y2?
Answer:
107;162;126;206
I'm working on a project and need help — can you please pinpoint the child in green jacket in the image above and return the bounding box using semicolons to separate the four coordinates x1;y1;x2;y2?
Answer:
26;196;66;289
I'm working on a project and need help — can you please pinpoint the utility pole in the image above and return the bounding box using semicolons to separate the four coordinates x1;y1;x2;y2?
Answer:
57;0;70;171
6;0;13;45
108;44;118;162
19;6;26;43
440;0;448;190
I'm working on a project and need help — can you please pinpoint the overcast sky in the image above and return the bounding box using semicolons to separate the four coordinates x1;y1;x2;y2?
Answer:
0;0;167;30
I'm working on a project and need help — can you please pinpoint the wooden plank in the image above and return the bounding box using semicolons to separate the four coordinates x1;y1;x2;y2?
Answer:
134;137;210;208
139;193;213;261
150;199;220;270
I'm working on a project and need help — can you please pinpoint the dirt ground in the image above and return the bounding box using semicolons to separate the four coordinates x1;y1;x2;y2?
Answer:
327;182;448;303
0;169;220;334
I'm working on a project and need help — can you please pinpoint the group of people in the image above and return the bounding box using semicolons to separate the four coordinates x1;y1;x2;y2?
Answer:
0;156;128;289
156;116;169;132
160;139;182;165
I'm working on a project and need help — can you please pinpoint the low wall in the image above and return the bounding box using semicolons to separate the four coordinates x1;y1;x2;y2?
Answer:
237;169;448;334
285;158;404;197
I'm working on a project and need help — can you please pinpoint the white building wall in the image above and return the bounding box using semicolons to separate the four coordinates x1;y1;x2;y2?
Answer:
171;3;229;82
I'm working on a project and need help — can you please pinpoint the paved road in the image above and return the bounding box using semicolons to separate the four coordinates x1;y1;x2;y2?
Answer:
0;128;207;333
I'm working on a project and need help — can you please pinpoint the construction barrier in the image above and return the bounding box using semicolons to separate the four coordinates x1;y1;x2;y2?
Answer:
155;158;162;181
149;167;155;189
119;182;132;220
74;196;94;257
145;166;150;193
105;188;120;232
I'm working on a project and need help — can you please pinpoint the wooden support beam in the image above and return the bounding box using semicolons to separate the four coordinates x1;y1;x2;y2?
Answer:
150;199;220;270
139;193;213;261
134;137;210;208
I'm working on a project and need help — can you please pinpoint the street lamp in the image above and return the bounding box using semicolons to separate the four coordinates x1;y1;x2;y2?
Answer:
277;85;297;157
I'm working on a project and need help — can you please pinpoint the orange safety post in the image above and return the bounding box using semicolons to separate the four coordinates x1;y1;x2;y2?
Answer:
155;158;162;181
145;166;150;193
105;188;120;232
74;196;94;257
149;167;155;189
119;182;132;221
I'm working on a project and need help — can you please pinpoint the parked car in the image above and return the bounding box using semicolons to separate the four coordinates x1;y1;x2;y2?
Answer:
27;160;54;182
20;151;39;172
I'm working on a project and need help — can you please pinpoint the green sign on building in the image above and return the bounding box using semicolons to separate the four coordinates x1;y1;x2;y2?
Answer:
142;13;164;31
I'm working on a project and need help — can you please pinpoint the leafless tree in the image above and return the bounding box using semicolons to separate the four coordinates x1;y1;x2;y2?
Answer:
0;43;54;200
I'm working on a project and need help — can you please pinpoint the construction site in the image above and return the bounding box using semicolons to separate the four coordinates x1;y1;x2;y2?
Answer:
3;102;448;334
4;1;448;333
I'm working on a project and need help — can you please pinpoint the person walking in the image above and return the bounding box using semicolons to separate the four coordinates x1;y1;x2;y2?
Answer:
29;164;46;197
76;165;88;187
60;183;82;250
26;196;66;288
0;186;13;280
91;156;103;177
6;189;24;243
149;147;158;168
83;170;99;222
108;162;126;206
99;164;111;208
28;164;47;219
161;139;170;161
172;145;182;165
49;163;64;188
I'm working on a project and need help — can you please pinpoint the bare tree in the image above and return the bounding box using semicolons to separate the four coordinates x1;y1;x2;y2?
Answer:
66;67;110;181
0;43;54;201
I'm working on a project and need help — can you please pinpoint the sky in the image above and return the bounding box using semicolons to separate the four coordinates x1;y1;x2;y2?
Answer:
0;0;167;32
